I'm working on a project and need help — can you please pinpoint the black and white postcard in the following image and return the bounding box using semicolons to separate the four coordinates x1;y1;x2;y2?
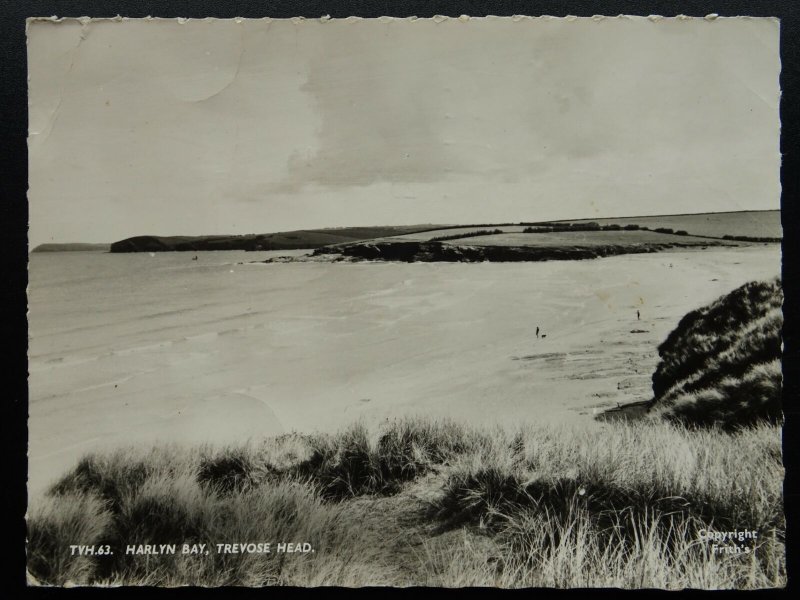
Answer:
25;15;785;588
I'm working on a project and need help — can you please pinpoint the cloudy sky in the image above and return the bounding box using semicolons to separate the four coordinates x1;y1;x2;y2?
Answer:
27;16;780;246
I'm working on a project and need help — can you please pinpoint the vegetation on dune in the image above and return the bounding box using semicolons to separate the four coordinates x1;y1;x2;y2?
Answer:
649;278;783;430
28;417;785;588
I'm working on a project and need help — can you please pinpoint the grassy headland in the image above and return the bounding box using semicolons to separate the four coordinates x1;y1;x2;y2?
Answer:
108;225;444;253
106;210;781;256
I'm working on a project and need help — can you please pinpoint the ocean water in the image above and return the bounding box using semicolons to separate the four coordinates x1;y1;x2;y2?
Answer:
27;245;781;494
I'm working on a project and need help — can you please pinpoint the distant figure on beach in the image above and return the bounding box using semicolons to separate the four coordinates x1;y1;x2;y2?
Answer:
536;326;540;338
192;255;198;261
637;310;640;321
541;334;547;339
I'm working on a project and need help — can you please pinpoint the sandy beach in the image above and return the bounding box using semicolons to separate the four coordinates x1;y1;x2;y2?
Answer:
27;245;780;495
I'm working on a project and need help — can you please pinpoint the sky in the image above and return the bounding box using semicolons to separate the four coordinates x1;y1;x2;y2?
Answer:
27;16;781;247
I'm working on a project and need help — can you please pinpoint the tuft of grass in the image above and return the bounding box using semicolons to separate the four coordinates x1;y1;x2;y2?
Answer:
27;492;114;586
198;448;259;494
291;418;488;499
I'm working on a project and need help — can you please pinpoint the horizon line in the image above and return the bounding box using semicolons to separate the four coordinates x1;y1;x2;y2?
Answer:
31;208;781;246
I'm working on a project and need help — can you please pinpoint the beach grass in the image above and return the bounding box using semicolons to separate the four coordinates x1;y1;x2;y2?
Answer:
27;417;785;588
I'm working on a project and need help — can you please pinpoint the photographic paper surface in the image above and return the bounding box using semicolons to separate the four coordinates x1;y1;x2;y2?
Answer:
26;15;784;588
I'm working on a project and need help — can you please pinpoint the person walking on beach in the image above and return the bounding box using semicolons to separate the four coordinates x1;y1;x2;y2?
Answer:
536;326;540;338
637;310;640;321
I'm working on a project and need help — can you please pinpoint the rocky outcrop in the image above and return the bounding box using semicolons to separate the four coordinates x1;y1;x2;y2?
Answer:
312;239;731;263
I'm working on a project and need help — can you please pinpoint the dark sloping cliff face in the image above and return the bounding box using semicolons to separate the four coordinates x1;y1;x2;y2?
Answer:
649;279;783;429
109;235;258;252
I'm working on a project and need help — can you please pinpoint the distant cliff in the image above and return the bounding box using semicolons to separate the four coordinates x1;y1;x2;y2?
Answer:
32;243;110;253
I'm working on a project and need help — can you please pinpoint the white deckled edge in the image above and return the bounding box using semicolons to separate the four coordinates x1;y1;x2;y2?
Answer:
24;14;778;28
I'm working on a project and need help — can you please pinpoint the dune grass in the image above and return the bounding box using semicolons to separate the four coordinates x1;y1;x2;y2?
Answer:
27;417;785;588
650;279;783;430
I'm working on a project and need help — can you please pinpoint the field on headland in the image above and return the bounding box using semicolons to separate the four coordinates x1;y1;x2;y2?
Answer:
553;210;781;240
328;210;781;246
448;230;724;247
